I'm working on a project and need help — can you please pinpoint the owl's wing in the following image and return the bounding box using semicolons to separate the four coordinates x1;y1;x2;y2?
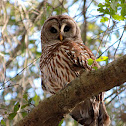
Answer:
64;41;99;72
63;41;110;126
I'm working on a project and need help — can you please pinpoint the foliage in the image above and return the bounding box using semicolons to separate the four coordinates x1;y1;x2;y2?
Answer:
0;0;126;125
98;0;126;22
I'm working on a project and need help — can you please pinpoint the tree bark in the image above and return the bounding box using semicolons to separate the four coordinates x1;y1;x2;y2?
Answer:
15;55;126;126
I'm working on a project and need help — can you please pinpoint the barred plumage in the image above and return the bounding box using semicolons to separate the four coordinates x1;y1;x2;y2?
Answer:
40;41;97;94
40;15;110;125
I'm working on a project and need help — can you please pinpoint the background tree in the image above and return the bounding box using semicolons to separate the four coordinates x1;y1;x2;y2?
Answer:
0;0;126;126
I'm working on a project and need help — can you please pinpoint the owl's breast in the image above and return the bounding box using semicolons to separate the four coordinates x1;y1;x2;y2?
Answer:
40;46;76;94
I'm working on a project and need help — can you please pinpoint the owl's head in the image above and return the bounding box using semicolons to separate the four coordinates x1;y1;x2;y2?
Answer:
41;15;82;47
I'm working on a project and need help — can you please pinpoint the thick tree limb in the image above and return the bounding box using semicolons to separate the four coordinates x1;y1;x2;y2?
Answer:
15;55;126;126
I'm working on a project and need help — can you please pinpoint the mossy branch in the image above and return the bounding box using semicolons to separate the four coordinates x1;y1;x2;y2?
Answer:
15;55;126;126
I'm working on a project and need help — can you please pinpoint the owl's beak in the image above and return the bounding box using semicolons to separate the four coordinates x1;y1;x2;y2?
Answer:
59;33;63;41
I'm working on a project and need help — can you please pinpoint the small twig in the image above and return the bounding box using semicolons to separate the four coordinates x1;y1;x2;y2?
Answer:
5;0;46;68
1;57;40;87
96;16;111;58
73;0;83;17
0;83;20;90
87;0;94;10
104;85;126;101
106;87;126;106
98;28;125;58
59;0;65;14
114;29;125;59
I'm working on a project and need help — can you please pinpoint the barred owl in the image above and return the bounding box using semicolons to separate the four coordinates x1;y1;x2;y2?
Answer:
40;15;110;126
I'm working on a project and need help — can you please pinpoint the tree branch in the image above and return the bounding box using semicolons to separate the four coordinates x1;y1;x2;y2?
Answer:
82;0;87;44
5;0;46;67
15;55;126;126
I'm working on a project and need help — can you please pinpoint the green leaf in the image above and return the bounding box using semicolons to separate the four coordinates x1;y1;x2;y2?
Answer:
21;104;29;109
58;119;64;126
98;3;104;7
110;7;115;15
21;112;28;118
112;14;124;20
105;0;109;3
8;112;17;120
29;40;36;44
1;120;6;125
121;0;125;4
32;93;40;106
92;66;98;70
74;120;78;125
100;17;109;22
36;52;42;57
87;58;94;66
4;111;7;114
121;3;126;17
104;8;110;14
28;98;32;104
96;56;108;62
23;94;28;101
97;7;104;13
14;102;20;113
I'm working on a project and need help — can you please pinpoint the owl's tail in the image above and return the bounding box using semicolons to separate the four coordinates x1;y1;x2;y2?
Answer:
70;93;111;126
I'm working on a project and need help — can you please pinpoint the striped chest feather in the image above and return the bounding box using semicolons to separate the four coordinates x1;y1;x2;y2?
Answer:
40;41;97;94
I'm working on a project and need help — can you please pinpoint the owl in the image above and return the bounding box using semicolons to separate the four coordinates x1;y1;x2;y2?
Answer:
40;15;110;126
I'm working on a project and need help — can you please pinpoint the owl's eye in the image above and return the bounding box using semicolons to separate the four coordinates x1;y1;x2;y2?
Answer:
50;27;57;33
64;25;70;32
